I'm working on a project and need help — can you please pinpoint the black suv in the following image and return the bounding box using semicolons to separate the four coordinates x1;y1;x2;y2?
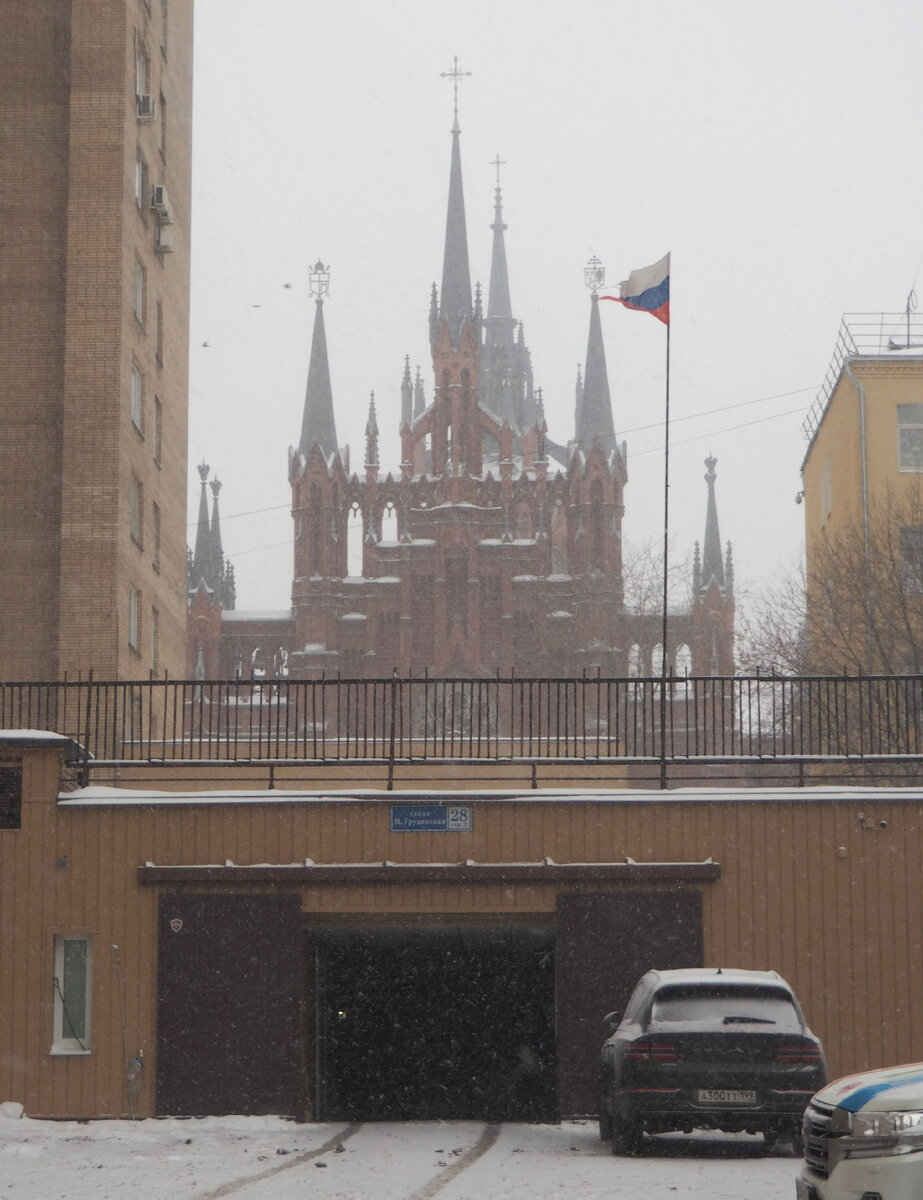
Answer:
599;967;826;1155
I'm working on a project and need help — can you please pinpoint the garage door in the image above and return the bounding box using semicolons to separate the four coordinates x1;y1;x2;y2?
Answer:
556;890;704;1116
313;923;556;1122
156;893;303;1117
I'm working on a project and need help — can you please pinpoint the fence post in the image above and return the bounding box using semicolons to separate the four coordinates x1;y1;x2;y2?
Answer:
80;670;94;788
387;669;397;791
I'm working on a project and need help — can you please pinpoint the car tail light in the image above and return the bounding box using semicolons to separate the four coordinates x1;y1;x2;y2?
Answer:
774;1039;823;1064
625;1039;679;1064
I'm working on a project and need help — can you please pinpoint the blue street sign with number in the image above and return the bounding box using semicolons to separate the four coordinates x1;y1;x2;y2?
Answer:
390;804;472;833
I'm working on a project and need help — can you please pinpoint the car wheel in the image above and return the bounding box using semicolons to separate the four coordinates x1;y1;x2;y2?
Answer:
761;1130;780;1155
610;1105;642;1155
598;1097;612;1142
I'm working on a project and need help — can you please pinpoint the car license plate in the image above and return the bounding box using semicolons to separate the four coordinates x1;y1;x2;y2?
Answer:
794;1179;817;1200
696;1088;757;1105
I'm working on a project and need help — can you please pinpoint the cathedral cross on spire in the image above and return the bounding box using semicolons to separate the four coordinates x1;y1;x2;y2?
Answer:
440;56;471;123
490;154;506;189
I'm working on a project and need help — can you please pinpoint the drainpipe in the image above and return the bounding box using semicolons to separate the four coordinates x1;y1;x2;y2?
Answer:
845;360;872;666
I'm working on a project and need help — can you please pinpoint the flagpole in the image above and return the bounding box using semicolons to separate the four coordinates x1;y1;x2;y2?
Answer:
595;252;670;785
660;322;671;789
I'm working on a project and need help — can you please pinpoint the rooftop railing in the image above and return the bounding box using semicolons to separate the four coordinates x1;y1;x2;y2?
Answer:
801;311;923;444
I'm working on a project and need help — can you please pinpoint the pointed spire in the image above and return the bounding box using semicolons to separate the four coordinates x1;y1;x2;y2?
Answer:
700;455;726;590
365;392;379;468
209;477;224;563
428;282;439;353
480;165;534;435
191;461;212;591
414;365;426;418
298;264;338;458
401;356;412;428
534;388;547;465
692;540;702;593
438;116;473;347
576;297;616;455
487;176;512;322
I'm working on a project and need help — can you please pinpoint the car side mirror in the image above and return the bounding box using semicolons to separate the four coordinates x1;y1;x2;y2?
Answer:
603;1010;622;1031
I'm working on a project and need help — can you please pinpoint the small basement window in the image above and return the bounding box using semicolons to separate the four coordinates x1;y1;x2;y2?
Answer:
52;936;92;1054
0;764;22;829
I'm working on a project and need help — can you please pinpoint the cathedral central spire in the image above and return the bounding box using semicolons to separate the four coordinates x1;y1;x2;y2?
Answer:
437;59;473;348
298;261;338;459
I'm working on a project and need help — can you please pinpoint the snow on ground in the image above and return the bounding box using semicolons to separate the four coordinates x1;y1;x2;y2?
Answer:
0;1109;801;1199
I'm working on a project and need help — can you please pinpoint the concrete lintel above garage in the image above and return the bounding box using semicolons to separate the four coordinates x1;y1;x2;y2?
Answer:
137;859;721;885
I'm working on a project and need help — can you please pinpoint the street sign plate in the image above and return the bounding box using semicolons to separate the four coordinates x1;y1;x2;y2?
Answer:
390;803;472;833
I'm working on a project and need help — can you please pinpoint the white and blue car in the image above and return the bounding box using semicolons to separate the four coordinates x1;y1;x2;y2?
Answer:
799;1062;923;1200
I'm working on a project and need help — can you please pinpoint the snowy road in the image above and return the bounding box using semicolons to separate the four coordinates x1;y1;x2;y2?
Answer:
0;1113;802;1198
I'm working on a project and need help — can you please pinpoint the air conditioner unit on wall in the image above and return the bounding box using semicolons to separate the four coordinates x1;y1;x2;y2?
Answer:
136;94;156;122
151;185;170;218
156;225;174;253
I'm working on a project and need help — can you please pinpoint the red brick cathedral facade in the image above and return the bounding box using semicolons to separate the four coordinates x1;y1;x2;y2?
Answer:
188;105;734;683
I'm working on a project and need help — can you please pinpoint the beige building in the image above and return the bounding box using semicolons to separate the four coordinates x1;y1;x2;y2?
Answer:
0;1;192;681
800;312;923;671
1;732;921;1122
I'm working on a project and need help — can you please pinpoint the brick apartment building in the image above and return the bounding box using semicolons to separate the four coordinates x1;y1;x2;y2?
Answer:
1;0;192;682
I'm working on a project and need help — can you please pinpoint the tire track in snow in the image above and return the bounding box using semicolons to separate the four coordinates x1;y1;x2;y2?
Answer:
190;1122;362;1199
406;1122;501;1200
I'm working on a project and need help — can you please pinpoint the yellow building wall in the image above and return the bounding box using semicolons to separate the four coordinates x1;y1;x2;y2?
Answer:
802;357;923;662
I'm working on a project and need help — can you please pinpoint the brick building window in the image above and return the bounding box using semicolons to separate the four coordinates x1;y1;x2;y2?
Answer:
0;764;22;830
133;258;146;325
134;150;148;211
155;297;163;365
130;477;144;546
131;364;144;431
159;92;167;158
898;404;923;472
153;395;162;463
52;936;92;1055
128;586;141;651
135;41;150;100
152;501;161;570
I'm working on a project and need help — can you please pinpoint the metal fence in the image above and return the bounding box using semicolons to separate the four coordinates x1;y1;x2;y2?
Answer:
3;673;923;783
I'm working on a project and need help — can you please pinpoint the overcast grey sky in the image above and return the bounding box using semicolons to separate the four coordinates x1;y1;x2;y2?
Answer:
188;0;923;613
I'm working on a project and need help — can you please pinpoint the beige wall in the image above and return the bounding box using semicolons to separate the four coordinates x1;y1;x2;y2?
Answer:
0;0;191;682
1;741;921;1118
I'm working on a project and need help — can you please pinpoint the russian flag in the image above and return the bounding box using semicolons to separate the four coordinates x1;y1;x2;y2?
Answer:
601;252;670;325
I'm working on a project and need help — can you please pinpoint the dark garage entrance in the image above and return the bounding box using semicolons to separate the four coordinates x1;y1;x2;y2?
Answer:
313;924;556;1122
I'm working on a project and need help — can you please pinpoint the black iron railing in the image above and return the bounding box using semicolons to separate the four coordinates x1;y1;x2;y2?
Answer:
3;674;923;782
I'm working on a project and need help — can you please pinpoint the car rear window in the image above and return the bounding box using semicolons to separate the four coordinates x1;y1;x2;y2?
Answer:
650;986;801;1030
